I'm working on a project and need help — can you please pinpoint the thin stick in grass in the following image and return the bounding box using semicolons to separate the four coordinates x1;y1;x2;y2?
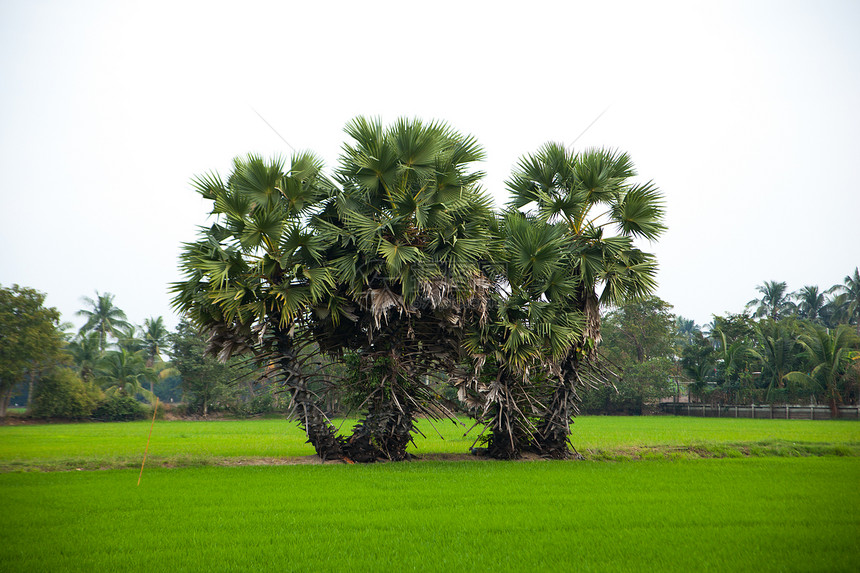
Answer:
137;398;159;486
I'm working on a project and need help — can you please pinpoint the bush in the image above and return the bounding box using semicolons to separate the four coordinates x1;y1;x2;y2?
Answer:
30;368;101;419
92;393;147;421
231;389;280;417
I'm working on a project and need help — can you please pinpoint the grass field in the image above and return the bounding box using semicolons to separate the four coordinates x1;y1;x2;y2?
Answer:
1;416;858;571
1;458;857;571
1;415;858;471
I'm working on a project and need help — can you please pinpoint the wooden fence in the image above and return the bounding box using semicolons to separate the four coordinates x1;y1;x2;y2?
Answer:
659;403;860;420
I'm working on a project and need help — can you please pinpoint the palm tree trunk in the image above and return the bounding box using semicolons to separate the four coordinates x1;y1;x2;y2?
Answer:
274;331;344;461
344;351;415;462
534;352;587;459
485;371;524;460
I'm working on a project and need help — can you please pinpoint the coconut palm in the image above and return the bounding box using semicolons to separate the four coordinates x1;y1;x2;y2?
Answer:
116;323;143;353
66;332;102;383
95;348;155;404
794;285;825;322
142;316;169;366
786;324;860;417
749;320;800;401
827;268;860;332
747;280;794;321
675;316;702;350
77;291;130;351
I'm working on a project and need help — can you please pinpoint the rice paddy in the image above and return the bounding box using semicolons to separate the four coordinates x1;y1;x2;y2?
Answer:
1;416;857;571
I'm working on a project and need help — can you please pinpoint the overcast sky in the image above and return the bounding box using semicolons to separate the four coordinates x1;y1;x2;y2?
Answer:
1;0;858;333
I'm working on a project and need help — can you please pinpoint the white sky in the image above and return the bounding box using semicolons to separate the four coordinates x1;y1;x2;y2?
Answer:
1;0;858;332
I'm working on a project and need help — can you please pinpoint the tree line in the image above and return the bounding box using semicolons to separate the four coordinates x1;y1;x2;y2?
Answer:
0;288;284;420
578;271;860;416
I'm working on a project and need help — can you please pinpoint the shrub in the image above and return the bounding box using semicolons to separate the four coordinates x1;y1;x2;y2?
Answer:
30;368;101;419
92;393;146;421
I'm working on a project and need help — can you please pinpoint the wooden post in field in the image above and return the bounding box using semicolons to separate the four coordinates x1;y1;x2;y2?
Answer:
138;398;159;486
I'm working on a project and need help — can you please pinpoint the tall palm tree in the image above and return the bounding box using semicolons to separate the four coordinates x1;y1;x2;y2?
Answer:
507;144;664;350
505;144;664;456
747;280;794;321
77;291;130;351
312;117;495;460
172;117;495;461
786;324;860;417
142;316;169;366
794;285;825;322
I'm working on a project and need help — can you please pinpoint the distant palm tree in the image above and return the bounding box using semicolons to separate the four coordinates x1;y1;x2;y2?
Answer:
66;332;102;382
116;323;143;353
786;324;860;417
828;268;860;332
95;348;155;404
749;320;799;400
142;316;169;366
794;285;825;322
674;316;701;349
747;280;794;321
76;292;130;351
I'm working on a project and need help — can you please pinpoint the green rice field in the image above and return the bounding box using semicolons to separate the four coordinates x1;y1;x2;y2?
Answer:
1;416;858;571
1;415;858;471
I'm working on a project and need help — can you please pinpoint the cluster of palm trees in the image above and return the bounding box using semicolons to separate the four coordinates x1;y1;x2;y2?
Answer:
677;272;860;414
746;276;860;326
172;117;665;461
66;292;171;405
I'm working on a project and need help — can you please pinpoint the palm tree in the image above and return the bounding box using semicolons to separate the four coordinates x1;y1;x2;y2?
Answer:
172;150;344;457
462;211;580;459
674;316;702;350
172;117;495;461
142;316;169;366
65;332;102;383
312;117;495;460
505;144;664;456
76;291;130;351
507;144;664;351
116;323;143;353
95;348;155;404
747;281;794;321
749;320;800;401
794;285;825;322
828;268;860;332
786;324;860;417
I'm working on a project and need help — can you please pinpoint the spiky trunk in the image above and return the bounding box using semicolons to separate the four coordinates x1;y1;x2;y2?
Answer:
534;352;584;459
274;332;344;460
583;289;601;359
345;350;416;462
485;371;524;460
